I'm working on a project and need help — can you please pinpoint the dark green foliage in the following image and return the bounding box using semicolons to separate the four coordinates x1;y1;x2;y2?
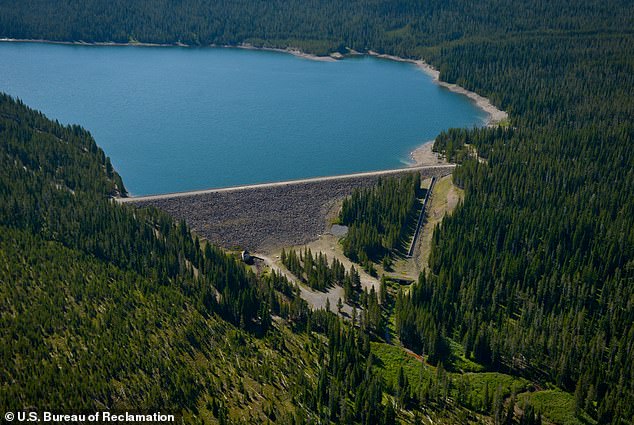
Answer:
281;248;361;301
1;0;633;421
519;404;542;425
0;0;630;56
394;273;448;364
433;127;515;163
0;94;276;333
0;93;398;423
280;248;386;336
360;286;384;337
423;31;634;424
296;308;394;424
0;226;208;412
340;174;422;262
0;95;296;416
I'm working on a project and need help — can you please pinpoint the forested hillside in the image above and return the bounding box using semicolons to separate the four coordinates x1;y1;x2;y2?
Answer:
0;0;630;55
422;32;634;423
0;95;277;333
0;94;446;424
1;0;633;423
0;93;294;416
339;174;422;265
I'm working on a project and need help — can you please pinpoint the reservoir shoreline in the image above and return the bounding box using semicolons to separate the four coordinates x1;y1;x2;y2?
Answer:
0;38;503;185
0;38;507;125
365;51;508;127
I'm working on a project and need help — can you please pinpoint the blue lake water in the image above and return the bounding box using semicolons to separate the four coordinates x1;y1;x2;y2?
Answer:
0;42;487;195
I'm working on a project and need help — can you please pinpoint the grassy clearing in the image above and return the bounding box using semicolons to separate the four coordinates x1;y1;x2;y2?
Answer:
518;389;597;425
462;372;529;399
371;341;435;389
371;342;528;400
496;118;512;128
371;341;535;423
446;338;485;373
450;371;530;415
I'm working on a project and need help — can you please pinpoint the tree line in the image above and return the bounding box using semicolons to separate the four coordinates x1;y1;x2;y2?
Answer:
339;173;422;266
1;0;633;421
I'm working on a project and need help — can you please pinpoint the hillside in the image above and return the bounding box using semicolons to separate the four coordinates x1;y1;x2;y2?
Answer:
1;0;633;423
0;94;525;425
0;93;313;421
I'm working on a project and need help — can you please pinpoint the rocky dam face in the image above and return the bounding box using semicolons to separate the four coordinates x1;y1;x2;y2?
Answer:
122;166;454;251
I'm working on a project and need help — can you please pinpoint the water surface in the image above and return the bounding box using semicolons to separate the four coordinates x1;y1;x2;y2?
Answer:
0;43;487;195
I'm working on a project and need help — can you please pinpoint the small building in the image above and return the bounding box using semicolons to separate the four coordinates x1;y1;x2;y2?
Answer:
241;250;252;264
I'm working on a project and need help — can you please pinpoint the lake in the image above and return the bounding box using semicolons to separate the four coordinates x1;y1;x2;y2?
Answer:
0;42;487;195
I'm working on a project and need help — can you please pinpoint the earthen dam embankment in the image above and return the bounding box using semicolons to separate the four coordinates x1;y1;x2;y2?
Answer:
119;165;454;251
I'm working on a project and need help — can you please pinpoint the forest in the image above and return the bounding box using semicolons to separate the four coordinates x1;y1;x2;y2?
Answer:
281;248;359;295
0;0;633;423
0;94;410;423
339;174;422;266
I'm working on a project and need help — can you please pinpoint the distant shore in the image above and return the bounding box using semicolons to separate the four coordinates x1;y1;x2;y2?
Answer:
0;37;186;48
0;38;506;170
0;39;506;122
233;43;340;62
365;51;508;167
365;51;508;127
0;38;341;61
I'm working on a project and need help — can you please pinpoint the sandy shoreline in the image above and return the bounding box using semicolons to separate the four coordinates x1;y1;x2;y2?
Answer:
366;51;508;127
233;43;339;62
0;37;185;48
408;141;446;167
365;50;508;166
1;38;506;168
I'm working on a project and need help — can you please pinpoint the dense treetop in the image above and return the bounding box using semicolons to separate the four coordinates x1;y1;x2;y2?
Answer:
0;0;633;422
0;0;631;54
339;173;422;265
0;93;406;423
